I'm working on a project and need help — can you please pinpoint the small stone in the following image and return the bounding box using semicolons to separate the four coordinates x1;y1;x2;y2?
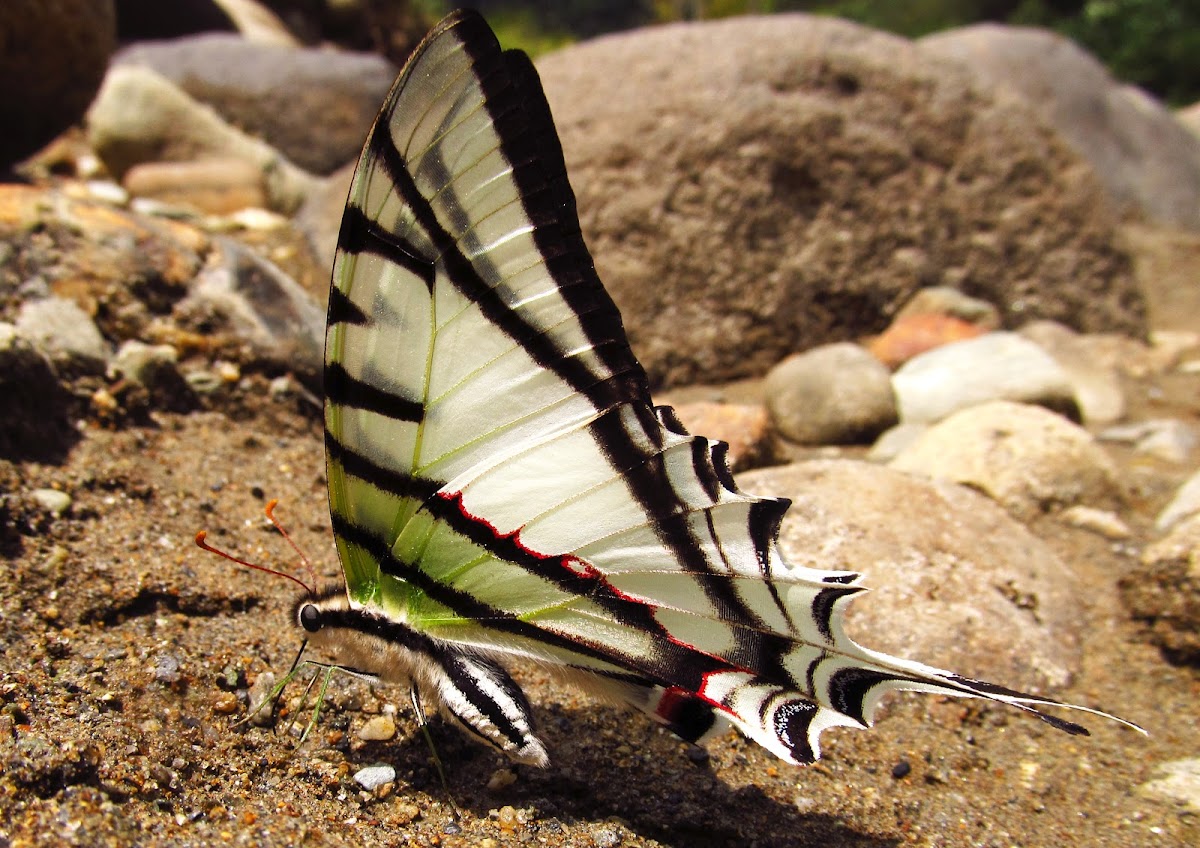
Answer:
867;423;927;463
357;715;396;741
1101;419;1198;464
891;401;1119;520
765;342;898;445
110;340;198;411
392;802;421;825
246;671;277;727
212;692;240;715
30;488;72;516
894;286;1001;328
891;760;912;779
1157;469;1200;531
867;312;989;369
487;767;517;792
153;654;182;684
496;805;519;831
352;763;396;792
668;401;771;470
1059;505;1131;540
16;297;109;372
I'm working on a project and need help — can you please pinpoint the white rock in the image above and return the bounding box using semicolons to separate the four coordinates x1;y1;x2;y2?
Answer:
352;764;396;792
1059;505;1130;540
1018;321;1126;424
866;423;928;463
891;400;1119;520
892;332;1077;424
1101;418;1197;464
1157;469;1200;531
30;488;72;516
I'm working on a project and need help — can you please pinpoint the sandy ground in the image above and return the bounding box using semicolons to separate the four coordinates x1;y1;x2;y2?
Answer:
0;366;1196;848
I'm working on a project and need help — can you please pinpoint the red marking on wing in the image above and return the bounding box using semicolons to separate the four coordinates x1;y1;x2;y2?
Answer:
434;489;756;700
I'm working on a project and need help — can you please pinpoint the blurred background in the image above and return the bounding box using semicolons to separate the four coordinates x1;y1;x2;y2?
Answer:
194;0;1200;106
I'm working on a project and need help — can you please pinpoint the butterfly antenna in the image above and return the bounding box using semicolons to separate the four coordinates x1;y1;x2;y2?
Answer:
264;499;319;591
195;530;313;595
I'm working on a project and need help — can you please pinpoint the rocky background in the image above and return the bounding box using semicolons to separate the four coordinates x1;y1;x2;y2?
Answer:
1;1;1198;846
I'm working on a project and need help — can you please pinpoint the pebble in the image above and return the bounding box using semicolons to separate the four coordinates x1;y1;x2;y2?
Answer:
892;331;1078;424
246;671;277;727
1018;320;1126;424
352;763;396;792
15;297;109;372
867;422;928;462
357;715;396;741
1059;505;1131;540
668;401;771;471
765;342;898;444
1156;469;1200;531
30;488;72;516
212;692;240;715
153;654;182;684
487;767;517;792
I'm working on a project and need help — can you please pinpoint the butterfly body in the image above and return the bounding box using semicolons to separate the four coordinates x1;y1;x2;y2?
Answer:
308;8;1137;768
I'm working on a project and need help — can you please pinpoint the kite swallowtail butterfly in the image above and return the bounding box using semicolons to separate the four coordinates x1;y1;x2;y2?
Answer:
286;9;1136;768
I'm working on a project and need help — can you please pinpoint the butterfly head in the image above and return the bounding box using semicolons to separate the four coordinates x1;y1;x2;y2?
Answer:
291;585;350;642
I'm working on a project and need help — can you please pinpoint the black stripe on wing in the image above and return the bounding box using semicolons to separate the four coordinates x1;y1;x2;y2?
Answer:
336;204;436;292
325;362;425;423
326;433;441;502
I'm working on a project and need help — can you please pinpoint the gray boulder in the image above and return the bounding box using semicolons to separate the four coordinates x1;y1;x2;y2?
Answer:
113;35;395;175
920;24;1200;230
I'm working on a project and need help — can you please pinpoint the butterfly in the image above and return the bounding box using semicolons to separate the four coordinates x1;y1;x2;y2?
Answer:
278;9;1137;768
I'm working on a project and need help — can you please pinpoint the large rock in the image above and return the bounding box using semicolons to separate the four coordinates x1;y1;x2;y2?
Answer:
535;15;1144;387
739;459;1086;691
920;24;1200;231
113;35;395;174
0;0;116;168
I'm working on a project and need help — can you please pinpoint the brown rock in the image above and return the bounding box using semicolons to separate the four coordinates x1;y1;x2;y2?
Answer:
1121;514;1200;664
668;401;771;471
740;459;1085;690
891;400;1120;520
123;159;267;214
536;15;1144;387
866;312;988;369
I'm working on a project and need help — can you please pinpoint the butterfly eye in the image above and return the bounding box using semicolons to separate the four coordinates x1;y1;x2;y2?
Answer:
299;604;322;633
